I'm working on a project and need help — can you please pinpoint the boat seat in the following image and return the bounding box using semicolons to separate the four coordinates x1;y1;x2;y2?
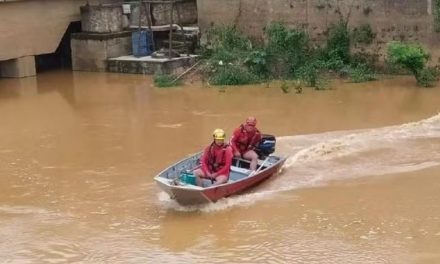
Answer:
230;166;251;175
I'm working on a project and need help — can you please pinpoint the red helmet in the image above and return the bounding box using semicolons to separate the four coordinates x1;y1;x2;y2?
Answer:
245;116;257;126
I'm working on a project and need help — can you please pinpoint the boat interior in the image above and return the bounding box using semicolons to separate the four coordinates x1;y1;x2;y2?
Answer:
157;154;281;188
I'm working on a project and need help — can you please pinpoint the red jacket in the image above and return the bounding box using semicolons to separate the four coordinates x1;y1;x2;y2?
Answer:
230;125;262;155
201;143;233;178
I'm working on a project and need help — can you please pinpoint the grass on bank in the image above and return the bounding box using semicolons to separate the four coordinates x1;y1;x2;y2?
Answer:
153;74;181;88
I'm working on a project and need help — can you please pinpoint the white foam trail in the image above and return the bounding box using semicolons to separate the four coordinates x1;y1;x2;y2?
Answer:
157;190;276;212
283;113;440;168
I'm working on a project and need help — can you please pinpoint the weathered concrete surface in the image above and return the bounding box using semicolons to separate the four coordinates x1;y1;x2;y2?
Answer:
129;0;197;27
107;55;198;75
0;56;36;78
197;0;440;64
0;0;119;62
153;1;198;25
80;4;123;33
71;32;131;72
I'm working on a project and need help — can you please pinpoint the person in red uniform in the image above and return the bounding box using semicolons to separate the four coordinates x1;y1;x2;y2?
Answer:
193;129;233;187
230;116;261;171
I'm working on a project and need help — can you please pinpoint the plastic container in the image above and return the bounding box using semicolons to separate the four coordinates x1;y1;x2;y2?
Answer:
179;171;196;185
132;30;153;57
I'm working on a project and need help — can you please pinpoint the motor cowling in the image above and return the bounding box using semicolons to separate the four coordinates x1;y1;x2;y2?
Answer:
255;134;276;159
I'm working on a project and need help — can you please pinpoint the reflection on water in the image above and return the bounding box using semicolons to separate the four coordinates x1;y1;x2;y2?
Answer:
0;70;440;263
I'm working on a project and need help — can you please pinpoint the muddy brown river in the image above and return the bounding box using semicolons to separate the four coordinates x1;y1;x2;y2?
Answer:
0;71;439;263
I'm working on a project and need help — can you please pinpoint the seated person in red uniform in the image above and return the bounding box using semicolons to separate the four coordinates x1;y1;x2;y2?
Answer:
193;129;233;187
230;116;261;172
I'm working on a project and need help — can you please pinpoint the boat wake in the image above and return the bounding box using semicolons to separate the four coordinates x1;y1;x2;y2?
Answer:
160;113;440;212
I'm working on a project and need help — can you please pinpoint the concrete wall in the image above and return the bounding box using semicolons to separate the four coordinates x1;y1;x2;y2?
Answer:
81;4;123;33
71;32;132;72
130;0;197;27
197;0;440;64
0;0;119;61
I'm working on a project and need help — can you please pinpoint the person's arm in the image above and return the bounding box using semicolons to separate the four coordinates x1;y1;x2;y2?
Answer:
215;147;233;177
200;146;210;175
230;128;241;155
249;131;262;150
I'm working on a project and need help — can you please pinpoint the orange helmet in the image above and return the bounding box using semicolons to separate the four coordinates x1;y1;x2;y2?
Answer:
245;116;257;126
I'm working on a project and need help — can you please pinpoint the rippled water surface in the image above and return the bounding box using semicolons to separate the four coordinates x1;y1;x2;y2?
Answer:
1;71;440;263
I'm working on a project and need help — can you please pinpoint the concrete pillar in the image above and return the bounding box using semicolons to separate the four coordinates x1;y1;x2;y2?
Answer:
0;56;36;78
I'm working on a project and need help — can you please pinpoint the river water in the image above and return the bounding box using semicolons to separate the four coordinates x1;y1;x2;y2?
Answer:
0;71;439;263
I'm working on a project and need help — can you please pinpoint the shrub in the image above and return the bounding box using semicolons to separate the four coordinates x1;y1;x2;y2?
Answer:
387;41;430;76
209;65;259;85
387;41;438;86
346;64;377;83
352;24;375;45
265;22;311;77
153;74;180;87
325;22;351;65
244;50;269;77
416;67;439;87
295;60;328;89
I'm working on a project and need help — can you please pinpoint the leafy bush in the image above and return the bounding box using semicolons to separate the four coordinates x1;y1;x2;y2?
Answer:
387;41;438;86
280;80;290;93
295;60;328;89
351;52;378;69
265;23;311;77
153;74;180;87
209;65;260;85
352;24;375;45
416;67;439;87
203;25;252;66
346;64;377;83
325;22;351;65
205;25;251;56
387;41;430;76
244;50;269;77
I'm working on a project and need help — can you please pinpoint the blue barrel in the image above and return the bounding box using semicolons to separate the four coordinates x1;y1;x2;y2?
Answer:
132;30;153;57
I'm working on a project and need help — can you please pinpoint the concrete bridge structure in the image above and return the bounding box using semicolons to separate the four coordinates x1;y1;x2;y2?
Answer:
0;0;117;78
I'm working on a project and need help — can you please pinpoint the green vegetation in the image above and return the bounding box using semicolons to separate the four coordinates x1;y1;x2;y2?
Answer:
209;65;259;85
265;22;311;78
153;74;181;88
352;24;375;45
202;26;260;86
387;41;438;87
202;23;377;89
280;80;290;93
324;22;351;67
199;22;438;90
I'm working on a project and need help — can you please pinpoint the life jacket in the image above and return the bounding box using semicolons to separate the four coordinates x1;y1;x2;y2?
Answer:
207;143;229;173
236;125;261;152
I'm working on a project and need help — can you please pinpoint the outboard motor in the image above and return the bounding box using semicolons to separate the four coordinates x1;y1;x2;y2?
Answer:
255;134;276;159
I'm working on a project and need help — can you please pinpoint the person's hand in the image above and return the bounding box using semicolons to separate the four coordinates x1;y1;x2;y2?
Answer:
234;150;241;157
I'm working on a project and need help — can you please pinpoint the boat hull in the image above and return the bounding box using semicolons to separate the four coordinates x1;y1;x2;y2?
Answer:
154;153;285;205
